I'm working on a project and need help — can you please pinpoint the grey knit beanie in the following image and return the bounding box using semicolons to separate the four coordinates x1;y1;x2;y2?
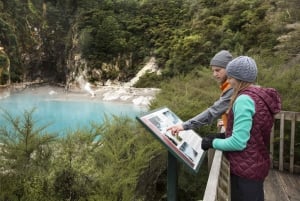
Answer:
210;50;233;68
226;56;257;83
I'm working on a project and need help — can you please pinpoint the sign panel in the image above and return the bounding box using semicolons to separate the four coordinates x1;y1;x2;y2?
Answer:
137;107;205;173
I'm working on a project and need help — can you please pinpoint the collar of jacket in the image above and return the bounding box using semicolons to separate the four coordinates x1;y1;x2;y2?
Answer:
220;80;231;93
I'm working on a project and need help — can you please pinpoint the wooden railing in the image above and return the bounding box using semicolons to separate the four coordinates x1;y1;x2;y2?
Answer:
202;110;300;201
202;150;230;201
270;111;300;173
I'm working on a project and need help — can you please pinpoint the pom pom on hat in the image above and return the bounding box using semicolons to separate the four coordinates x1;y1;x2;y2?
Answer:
210;50;233;68
226;56;257;83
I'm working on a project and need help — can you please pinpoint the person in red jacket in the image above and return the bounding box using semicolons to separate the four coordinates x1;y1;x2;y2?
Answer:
201;56;281;201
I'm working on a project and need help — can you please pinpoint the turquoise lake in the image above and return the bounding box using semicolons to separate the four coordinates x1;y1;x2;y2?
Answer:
0;88;147;135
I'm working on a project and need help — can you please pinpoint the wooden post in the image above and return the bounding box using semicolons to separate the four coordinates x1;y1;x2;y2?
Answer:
167;151;178;201
290;113;295;173
279;113;285;171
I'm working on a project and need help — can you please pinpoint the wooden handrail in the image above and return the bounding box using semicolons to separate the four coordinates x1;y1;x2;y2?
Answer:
203;150;230;201
202;110;300;200
271;111;300;173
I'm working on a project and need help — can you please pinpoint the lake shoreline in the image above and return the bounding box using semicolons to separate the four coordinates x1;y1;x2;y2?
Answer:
0;57;160;107
0;84;160;107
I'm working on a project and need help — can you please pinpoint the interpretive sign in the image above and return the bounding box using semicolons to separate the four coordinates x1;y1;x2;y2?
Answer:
137;107;205;173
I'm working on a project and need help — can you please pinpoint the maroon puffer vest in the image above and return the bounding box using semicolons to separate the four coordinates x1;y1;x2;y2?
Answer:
225;86;281;181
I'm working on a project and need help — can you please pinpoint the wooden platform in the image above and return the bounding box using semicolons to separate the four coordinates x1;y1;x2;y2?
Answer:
265;169;300;201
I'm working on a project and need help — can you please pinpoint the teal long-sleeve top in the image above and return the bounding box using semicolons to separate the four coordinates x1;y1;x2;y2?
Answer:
213;94;255;151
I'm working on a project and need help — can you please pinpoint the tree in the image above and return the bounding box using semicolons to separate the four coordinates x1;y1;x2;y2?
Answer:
51;129;99;201
0;108;57;200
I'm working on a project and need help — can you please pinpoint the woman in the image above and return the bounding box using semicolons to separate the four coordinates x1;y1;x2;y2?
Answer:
201;56;281;201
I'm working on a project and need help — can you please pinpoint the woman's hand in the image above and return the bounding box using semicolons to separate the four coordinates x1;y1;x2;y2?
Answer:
217;119;224;128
